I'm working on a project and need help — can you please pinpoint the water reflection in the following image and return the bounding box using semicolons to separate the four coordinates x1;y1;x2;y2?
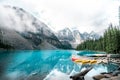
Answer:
0;50;119;80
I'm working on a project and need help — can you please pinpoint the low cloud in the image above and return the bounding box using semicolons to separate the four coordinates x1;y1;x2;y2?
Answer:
0;0;120;34
0;5;37;33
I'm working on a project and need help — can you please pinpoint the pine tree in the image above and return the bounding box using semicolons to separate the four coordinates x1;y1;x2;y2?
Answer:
76;24;120;54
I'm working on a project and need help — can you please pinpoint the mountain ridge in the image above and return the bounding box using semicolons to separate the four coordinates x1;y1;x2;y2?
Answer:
0;5;100;50
56;28;100;48
0;5;65;50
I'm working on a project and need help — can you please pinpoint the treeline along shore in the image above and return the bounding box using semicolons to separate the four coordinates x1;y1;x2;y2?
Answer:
76;24;120;54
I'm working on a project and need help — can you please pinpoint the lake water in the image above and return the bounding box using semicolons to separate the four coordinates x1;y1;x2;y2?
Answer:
0;50;119;80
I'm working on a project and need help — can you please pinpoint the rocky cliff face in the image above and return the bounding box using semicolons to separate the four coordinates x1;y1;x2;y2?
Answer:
0;5;63;50
56;28;100;48
0;27;33;49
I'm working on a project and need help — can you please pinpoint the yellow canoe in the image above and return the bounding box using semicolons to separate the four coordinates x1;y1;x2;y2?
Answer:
74;59;97;64
81;60;90;64
90;60;97;64
74;60;82;62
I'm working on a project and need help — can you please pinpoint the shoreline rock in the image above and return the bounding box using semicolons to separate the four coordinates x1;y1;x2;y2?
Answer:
93;67;120;80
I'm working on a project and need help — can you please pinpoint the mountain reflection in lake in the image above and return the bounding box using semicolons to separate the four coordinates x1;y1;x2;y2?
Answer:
0;50;119;80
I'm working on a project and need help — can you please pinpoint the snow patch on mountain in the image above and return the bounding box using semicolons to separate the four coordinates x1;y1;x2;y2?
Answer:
56;28;100;48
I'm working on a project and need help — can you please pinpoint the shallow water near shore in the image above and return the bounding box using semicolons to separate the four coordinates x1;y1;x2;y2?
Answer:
0;50;119;80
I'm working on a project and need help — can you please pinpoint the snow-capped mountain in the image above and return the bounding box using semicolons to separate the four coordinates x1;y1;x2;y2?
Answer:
56;28;75;42
82;31;100;40
56;28;100;48
0;5;64;50
89;31;100;40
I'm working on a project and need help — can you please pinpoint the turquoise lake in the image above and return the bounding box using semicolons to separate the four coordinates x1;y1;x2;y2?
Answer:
0;50;119;80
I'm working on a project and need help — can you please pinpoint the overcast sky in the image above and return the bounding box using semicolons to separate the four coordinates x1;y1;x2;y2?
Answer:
0;0;120;34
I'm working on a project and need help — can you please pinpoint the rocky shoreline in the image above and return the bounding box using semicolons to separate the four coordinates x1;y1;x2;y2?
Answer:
72;53;120;80
93;67;120;80
88;54;120;64
91;57;120;64
90;54;120;80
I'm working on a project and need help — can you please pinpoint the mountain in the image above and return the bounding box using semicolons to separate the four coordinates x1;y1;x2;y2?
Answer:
82;31;100;40
55;28;73;49
56;28;83;48
56;28;75;41
56;28;100;48
0;27;33;50
0;5;64;50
